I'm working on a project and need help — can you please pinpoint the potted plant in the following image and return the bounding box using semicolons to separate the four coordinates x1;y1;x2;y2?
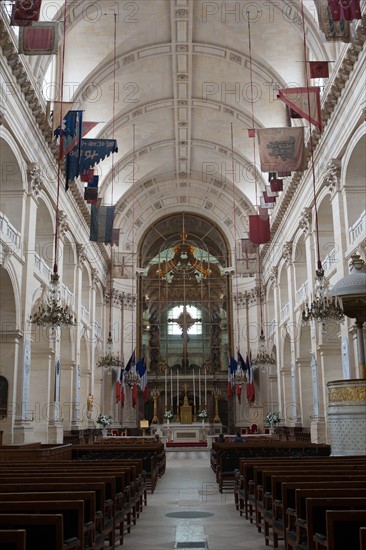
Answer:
265;411;281;430
96;414;112;436
163;410;173;424
197;409;208;424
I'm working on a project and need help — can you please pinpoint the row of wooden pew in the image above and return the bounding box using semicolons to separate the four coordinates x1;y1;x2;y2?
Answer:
0;445;164;550
232;455;366;550
211;441;331;493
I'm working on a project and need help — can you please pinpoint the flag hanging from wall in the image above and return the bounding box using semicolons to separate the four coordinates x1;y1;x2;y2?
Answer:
309;61;329;79
235;239;258;277
136;356;148;402
227;354;238;398
246;354;255;403
66;138;118;189
249;212;270;244
314;0;351;42
18;22;59;55
278;87;322;131
328;0;361;20
80;139;118;175
11;0;42;26
270;179;283;193
257;127;306;173
90;205;115;244
51;101;74;135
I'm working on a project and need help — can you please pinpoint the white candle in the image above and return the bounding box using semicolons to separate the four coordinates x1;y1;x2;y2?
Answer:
177;368;179;410
170;368;173;406
165;368;167;408
199;368;201;406
204;367;207;406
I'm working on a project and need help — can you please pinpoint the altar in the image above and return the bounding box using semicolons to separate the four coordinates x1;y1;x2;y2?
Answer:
164;422;207;443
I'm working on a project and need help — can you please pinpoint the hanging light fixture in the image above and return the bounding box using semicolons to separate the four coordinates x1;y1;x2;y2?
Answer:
97;15;123;371
30;270;76;327
251;330;276;371
96;332;122;369
30;7;76;330
301;265;344;328
297;1;344;330
124;368;140;385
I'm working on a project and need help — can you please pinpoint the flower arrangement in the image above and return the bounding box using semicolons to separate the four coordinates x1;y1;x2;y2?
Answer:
265;411;281;426
198;409;208;421
96;414;112;428
163;410;173;421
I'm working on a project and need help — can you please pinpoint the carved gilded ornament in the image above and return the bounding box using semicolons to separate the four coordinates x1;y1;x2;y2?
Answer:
328;385;366;403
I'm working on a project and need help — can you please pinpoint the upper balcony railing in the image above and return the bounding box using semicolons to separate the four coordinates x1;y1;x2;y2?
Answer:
0;212;21;251
349;210;365;247
296;281;309;305
280;302;290;322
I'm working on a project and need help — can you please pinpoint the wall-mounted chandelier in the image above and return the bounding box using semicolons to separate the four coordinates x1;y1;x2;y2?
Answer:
96;332;122;369
251;331;276;370
30;271;76;327
302;265;344;328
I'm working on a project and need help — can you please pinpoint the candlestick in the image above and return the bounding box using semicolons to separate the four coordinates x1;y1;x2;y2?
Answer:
199;367;201;406
204;367;207;406
165;367;167;408
177;368;179;415
193;368;195;403
170;368;173;406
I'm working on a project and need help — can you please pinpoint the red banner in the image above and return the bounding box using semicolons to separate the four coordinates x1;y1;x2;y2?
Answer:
249;214;270;244
11;0;42;26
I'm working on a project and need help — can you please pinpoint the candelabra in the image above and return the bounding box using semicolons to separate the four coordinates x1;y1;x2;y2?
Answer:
124;368;140;385
251;331;276;371
30;272;76;328
151;388;160;424
96;334;122;369
213;387;221;423
302;267;344;329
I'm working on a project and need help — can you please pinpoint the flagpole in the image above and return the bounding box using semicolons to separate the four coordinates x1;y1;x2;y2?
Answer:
199;367;201;408
177;368;179;419
165;367;167;409
170;368;173;408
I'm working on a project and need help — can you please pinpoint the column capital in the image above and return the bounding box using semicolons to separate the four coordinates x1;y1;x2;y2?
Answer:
282;241;293;264
321;158;341;196
299;207;312;234
27;163;43;199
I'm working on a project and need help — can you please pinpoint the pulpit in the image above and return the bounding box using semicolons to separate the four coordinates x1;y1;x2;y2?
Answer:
180;384;192;424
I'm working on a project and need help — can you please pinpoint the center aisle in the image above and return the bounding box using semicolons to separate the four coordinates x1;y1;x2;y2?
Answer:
120;450;270;550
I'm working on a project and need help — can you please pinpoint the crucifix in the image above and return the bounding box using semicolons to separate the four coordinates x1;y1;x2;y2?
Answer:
168;305;201;370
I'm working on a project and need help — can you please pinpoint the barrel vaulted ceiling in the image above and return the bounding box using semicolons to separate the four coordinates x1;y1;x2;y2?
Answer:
39;0;329;248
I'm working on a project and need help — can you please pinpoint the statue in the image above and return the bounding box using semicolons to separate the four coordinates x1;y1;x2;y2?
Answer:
87;394;93;418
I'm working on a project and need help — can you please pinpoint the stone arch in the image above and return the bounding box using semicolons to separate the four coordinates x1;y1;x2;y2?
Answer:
0;134;26;233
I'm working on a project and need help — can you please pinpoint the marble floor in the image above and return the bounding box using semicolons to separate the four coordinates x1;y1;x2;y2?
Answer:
117;450;280;550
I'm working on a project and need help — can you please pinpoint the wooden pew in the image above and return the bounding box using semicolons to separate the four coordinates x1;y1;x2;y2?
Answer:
260;473;366;545
236;456;366;521
360;526;366;550
282;487;366;550
0;460;144;543
0;492;97;550
0;465;131;541
0;529;26;550
300;496;366;550
0;514;64;550
314;509;366;550
0;501;83;550
0;482;108;550
0;472;120;548
251;464;366;532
